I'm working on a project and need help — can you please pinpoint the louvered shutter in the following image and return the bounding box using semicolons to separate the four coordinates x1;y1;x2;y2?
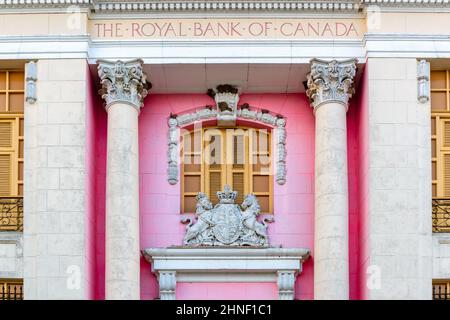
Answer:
232;172;244;204
0;122;12;147
444;154;450;197
444;121;450;147
206;132;223;205
0;154;11;195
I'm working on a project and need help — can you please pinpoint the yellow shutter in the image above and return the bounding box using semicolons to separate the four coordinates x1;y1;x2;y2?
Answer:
181;126;272;213
432;70;450;199
0;122;12;147
227;130;248;205
209;171;222;205
0;70;24;197
232;172;244;204
181;130;202;213
444;121;450;147
444;154;450;197
0;153;11;195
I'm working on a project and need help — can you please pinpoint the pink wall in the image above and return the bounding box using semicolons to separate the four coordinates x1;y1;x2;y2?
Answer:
348;78;363;300
355;65;370;300
88;65;108;300
85;65;96;299
92;89;364;300
177;283;278;300
139;93;316;300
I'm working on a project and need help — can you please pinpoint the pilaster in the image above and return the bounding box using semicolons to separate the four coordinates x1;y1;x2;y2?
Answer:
23;59;92;299
363;58;432;299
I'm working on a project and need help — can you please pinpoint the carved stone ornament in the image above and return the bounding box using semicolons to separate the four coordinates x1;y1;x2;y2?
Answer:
417;59;430;104
208;85;240;126
306;59;357;111
181;185;273;247
25;61;37;104
167;102;287;185
97;59;149;111
167;116;179;185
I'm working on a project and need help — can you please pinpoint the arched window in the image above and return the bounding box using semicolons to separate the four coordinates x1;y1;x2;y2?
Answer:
181;126;273;214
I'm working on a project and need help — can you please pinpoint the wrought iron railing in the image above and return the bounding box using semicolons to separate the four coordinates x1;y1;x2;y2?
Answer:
0;281;23;300
432;199;450;233
0;197;23;232
433;282;450;300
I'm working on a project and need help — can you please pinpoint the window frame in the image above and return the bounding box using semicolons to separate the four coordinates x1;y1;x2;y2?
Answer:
431;70;450;198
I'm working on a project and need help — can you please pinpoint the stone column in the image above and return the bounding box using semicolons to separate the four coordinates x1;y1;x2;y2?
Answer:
306;59;357;300
98;59;149;300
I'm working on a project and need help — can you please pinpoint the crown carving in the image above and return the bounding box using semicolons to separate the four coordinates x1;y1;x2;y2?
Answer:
216;185;237;204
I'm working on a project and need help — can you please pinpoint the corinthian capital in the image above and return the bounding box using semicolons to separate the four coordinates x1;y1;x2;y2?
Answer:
97;59;149;111
306;59;357;111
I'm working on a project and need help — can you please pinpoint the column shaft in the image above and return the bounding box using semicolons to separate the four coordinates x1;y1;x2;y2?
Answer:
306;59;357;300
105;102;140;299
314;102;349;299
98;59;149;300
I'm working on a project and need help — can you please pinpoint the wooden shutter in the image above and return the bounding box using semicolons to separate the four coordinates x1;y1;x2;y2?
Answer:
181;126;272;214
0;71;24;113
227;130;248;205
205;130;224;205
181;130;202;213
444;154;450;197
0;122;12;147
249;129;272;213
431;71;450;198
0;154;11;195
0;70;24;196
0;121;13;196
444;121;450;147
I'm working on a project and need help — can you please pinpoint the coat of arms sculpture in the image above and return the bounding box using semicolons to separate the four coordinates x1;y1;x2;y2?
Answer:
182;185;273;247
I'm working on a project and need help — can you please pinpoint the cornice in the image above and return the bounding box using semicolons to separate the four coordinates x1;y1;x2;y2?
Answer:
0;0;91;9
0;1;362;13
361;0;449;7
92;1;362;13
1;0;448;14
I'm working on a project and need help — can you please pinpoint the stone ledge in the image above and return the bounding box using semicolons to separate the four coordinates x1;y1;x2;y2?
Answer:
142;247;310;300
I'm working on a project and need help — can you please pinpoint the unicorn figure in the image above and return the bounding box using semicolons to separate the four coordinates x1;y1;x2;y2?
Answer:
240;194;270;246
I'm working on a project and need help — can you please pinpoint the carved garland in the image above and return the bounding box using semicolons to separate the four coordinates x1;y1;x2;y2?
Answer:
417;59;430;104
167;104;287;186
25;61;37;105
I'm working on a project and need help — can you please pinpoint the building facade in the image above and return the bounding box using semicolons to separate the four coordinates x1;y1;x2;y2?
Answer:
0;0;449;300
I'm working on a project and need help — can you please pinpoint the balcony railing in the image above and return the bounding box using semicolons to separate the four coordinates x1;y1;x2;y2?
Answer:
433;281;450;300
0;197;23;232
0;281;23;300
432;199;450;233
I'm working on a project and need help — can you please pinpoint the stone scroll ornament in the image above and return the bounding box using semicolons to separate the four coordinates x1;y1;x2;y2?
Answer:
181;185;273;247
167;84;287;185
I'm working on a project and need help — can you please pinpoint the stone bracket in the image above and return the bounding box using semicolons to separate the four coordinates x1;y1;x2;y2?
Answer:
277;270;296;300
158;271;176;300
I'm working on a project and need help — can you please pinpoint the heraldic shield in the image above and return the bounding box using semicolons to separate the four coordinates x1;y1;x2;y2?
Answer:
212;202;242;245
182;185;272;247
